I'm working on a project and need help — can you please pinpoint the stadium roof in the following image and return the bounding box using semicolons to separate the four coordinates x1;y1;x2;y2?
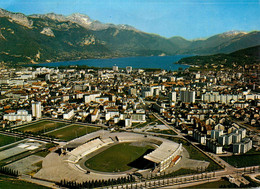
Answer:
144;141;180;164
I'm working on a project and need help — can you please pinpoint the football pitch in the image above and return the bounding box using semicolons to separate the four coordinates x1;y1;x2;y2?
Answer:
85;143;154;172
0;134;21;147
46;124;100;141
16;120;67;134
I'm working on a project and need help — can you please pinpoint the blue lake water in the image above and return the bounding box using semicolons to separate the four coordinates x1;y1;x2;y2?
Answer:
36;55;191;70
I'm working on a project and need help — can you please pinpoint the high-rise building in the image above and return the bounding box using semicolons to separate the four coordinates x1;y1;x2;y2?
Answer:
32;101;42;118
211;129;224;139
125;117;132;128
180;91;196;103
128;88;137;95
126;66;132;74
169;92;177;102
113;66;118;72
45;74;51;81
195;73;200;79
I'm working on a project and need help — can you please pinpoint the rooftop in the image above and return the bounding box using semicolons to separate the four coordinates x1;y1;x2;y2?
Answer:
144;140;180;164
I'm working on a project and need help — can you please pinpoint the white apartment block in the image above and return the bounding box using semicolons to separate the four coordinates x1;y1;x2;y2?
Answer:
202;93;243;104
180;91;196;103
125;117;132;128
169;91;177;102
84;93;101;103
63;109;75;120
131;113;146;123
211;129;224;139
233;138;252;154
4;110;32;122
193;129;206;145
32;101;42;118
206;138;223;154
91;109;100;122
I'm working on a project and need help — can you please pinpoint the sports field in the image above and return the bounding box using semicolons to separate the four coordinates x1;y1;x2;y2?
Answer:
46;124;100;141
17;121;67;134
0;134;21;147
85;143;154;172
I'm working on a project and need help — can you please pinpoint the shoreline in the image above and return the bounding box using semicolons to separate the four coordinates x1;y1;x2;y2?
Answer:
26;55;192;71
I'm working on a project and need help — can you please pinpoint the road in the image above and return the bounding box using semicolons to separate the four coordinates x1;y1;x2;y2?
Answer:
1;110;259;188
151;112;183;137
104;166;259;189
231;119;260;134
136;110;259;188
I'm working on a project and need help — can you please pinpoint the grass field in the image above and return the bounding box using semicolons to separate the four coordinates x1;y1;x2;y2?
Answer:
85;143;154;172
46;124;100;141
241;176;260;188
0;134;21;147
148;129;177;135
220;149;260;168
188;179;231;188
0;174;49;189
34;150;50;158
17;120;67;134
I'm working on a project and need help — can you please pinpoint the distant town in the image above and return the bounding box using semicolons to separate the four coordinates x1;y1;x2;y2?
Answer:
0;63;259;188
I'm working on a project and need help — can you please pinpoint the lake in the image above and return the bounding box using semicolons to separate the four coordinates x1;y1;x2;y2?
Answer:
36;55;191;70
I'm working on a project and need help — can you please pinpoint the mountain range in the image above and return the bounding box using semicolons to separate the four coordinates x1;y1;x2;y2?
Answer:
0;8;259;66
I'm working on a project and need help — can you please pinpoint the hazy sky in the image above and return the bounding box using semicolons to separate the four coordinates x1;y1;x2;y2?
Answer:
0;0;259;39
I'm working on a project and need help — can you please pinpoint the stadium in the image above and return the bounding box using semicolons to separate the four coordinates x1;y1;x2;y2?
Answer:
35;130;184;182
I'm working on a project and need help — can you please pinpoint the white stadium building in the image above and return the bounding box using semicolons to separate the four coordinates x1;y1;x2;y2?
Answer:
61;130;183;173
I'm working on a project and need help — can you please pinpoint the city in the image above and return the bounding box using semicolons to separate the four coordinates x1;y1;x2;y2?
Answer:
0;0;259;188
0;63;259;188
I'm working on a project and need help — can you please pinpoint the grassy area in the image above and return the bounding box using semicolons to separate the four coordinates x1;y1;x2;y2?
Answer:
17;120;67;134
188;179;231;188
85;143;154;172
134;122;149;128
149;114;163;124
220;149;260;168
165;137;222;172
32;143;56;158
173;168;198;176
46;124;100;141
0;134;21;147
0;174;49;189
243;176;260;188
33;150;50;158
148;129;177;135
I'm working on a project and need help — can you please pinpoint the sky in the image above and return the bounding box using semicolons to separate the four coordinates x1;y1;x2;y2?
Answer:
0;0;259;39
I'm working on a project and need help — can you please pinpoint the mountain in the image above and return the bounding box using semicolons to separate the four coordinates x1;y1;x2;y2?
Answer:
0;8;259;66
29;12;139;31
0;8;33;28
169;36;191;49
176;31;260;55
177;45;260;68
0;11;109;65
